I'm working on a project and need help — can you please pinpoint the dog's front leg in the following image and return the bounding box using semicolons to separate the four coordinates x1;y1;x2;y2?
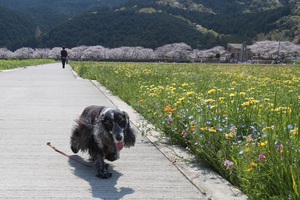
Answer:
95;156;111;179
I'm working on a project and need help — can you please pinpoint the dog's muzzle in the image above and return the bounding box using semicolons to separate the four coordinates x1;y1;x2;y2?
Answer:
112;123;124;151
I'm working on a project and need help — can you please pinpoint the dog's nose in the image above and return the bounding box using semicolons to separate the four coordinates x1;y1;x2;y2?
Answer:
116;134;123;141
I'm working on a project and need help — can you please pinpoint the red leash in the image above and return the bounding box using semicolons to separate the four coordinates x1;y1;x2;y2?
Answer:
47;142;91;167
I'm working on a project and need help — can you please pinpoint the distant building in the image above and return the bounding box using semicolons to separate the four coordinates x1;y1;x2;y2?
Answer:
226;43;254;63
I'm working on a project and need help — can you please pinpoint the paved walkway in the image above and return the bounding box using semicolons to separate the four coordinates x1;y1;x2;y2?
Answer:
0;63;248;200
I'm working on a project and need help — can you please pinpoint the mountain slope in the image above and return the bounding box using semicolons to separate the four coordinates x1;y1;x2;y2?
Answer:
42;8;216;49
0;6;37;50
0;0;299;50
0;0;127;31
123;0;295;41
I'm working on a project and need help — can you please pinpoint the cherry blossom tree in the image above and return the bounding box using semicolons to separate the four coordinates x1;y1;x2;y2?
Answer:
0;48;13;59
69;46;88;60
138;47;156;59
249;40;300;60
13;47;35;59
33;48;50;58
4;40;298;62
106;47;137;60
189;46;225;61
276;41;300;60
49;47;63;60
81;45;108;60
154;43;192;60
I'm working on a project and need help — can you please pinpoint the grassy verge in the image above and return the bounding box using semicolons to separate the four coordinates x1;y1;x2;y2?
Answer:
71;62;300;200
0;59;55;70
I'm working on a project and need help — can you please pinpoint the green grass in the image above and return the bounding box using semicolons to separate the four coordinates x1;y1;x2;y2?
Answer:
71;62;300;200
0;59;55;70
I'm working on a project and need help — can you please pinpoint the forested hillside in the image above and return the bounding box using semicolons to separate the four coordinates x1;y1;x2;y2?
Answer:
0;6;37;50
42;8;219;49
0;0;126;31
0;0;299;50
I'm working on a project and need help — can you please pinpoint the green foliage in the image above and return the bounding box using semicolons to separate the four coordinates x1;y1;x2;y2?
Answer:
0;0;126;30
0;59;55;70
0;6;37;50
42;8;214;49
0;0;298;50
71;61;300;199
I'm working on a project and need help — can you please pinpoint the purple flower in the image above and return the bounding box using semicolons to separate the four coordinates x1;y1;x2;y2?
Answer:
182;130;187;137
258;154;266;162
224;159;234;169
168;117;173;125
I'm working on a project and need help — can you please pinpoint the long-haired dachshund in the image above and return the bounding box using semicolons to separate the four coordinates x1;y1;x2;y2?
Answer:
70;106;136;178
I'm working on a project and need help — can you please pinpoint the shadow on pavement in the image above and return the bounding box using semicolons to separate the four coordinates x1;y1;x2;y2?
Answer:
68;155;134;199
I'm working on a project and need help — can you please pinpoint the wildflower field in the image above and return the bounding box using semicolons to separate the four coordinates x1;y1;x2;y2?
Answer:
71;62;300;200
0;59;55;70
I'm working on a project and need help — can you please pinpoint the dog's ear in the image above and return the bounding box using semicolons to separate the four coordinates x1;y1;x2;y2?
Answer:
123;111;136;147
122;111;130;129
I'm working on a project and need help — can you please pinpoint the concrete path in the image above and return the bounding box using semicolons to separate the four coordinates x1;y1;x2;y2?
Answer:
0;63;248;200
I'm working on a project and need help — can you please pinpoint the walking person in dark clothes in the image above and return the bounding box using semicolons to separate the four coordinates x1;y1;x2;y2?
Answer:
61;46;68;69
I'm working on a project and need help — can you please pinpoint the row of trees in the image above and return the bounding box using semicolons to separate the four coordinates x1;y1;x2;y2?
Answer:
249;40;300;60
0;41;299;62
0;43;226;61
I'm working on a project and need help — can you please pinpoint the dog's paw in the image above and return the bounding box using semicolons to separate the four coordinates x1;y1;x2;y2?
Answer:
96;171;112;179
96;164;111;179
104;163;109;170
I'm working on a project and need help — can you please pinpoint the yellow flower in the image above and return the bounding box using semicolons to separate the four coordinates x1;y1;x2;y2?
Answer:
268;103;274;107
260;141;267;147
205;99;215;104
219;97;225;101
208;89;216;94
210;105;218;109
246;167;254;172
250;99;259;104
229;93;236;97
239;92;246;96
242;101;250;107
225;133;234;139
182;83;188;87
200;127;206;131
187;91;195;96
292;128;298;136
209;128;217;133
245;148;251;153
222;113;228;118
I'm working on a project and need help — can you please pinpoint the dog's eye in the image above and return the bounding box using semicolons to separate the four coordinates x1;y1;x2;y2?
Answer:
117;118;126;126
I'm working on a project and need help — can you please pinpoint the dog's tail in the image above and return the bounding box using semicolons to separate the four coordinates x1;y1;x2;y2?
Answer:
70;124;80;153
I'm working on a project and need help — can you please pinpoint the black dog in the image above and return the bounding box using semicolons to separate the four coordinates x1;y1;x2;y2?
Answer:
70;106;136;178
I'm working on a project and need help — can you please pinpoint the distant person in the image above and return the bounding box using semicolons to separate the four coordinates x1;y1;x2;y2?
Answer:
61;46;68;69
